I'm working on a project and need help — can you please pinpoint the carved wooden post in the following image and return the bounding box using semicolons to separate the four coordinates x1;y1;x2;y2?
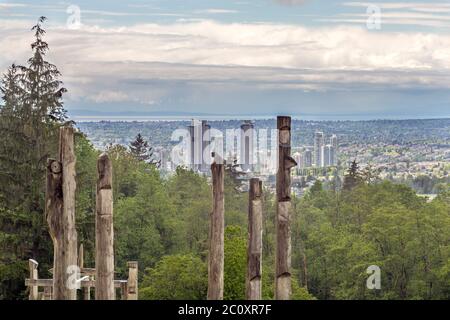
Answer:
246;178;263;300
275;116;297;300
46;126;78;300
95;153;115;300
207;162;224;300
28;259;39;300
127;261;138;300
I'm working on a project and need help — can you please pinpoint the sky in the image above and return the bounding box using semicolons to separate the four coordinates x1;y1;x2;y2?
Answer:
1;0;450;120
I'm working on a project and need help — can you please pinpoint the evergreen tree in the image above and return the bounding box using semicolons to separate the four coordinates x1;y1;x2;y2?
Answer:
0;17;66;299
343;159;363;191
129;133;151;161
129;133;160;167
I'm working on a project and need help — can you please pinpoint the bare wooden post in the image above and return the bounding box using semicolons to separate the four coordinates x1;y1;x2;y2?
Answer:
275;116;297;300
28;259;39;300
246;178;263;300
43;286;52;300
127;261;138;300
78;244;91;300
120;281;128;300
207;162;225;300
46;126;78;300
95;153;115;300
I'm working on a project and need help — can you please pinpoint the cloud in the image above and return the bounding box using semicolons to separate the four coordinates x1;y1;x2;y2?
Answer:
274;0;308;6
1;18;450;116
195;9;238;14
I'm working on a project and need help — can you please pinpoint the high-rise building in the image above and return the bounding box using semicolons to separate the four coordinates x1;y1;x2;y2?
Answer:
330;134;338;166
240;120;255;172
187;119;210;172
324;145;334;167
314;131;325;167
304;148;313;168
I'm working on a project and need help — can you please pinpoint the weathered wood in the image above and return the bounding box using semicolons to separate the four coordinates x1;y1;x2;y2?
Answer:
120;281;128;300
43;286;52;300
28;259;39;300
46;127;78;300
246;178;263;300
25;278;127;288
207;162;225;300
275;116;297;300
95;153;115;300
127;261;138;300
77;244;91;300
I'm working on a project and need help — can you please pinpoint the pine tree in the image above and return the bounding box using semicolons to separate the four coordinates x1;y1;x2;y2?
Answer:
343;160;363;191
0;17;66;299
129;133;160;167
129;133;151;161
19;16;67;123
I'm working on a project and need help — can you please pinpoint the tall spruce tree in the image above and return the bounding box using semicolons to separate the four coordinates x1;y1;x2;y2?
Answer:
129;133;160;166
343;160;363;191
0;17;67;299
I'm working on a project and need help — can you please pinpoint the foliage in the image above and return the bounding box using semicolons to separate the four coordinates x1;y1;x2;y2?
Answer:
224;226;246;300
140;254;207;300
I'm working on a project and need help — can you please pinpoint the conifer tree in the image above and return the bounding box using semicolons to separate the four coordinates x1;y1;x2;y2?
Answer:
0;17;66;299
343;159;363;191
129;133;160;167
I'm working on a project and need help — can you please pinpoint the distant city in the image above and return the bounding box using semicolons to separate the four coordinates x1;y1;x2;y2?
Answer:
77;118;450;196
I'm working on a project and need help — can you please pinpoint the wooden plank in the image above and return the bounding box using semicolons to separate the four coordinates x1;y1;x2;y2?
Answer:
95;153;115;300
275;116;297;300
207;162;224;300
246;178;263;300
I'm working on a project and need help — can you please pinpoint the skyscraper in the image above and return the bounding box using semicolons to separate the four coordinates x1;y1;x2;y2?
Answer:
304;149;313;168
240;120;255;172
330;134;338;166
314;131;325;167
324;145;334;167
187;119;210;172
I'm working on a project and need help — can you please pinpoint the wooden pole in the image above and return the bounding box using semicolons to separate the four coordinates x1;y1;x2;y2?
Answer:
95;153;115;300
78;244;91;300
46;126;78;300
275;116;297;300
127;261;138;300
207;162;224;300
28;259;39;300
246;178;263;300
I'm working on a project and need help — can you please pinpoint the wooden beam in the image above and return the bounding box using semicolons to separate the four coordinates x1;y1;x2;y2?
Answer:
25;279;127;288
207;162;224;300
28;259;39;300
275;116;297;300
95;153;115;300
246;178;263;300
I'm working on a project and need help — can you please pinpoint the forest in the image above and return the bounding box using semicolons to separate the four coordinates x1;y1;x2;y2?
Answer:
0;18;449;300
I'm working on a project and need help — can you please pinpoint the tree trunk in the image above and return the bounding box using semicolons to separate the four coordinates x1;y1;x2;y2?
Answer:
207;162;224;300
95;153;115;300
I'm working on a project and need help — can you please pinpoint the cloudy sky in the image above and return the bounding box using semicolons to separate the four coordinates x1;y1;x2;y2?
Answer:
1;0;450;120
